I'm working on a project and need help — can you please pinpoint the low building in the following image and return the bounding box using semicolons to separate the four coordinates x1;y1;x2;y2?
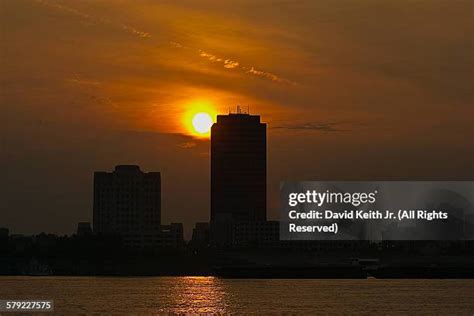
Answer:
210;220;279;248
211;220;367;251
0;227;9;238
93;165;161;240
77;222;92;236
191;222;210;248
136;223;184;249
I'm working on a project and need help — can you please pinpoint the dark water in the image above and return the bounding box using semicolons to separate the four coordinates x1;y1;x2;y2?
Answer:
1;277;473;314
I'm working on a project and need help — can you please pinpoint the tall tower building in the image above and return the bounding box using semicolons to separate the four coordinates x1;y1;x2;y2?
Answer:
93;165;161;246
211;109;267;222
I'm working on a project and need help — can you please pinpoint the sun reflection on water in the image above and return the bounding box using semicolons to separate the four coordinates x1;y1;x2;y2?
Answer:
162;276;228;314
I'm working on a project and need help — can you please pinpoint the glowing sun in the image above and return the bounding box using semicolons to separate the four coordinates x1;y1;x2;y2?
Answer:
192;112;213;134
182;100;217;137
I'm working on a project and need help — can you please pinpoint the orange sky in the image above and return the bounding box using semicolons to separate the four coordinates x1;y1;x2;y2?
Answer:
1;0;473;237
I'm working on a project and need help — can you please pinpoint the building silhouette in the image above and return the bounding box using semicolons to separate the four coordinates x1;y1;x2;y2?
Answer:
211;109;267;222
191;222;210;248
76;222;92;236
93;165;162;247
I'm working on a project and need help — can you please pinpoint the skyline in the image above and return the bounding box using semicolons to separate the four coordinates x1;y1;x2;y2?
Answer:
1;0;473;237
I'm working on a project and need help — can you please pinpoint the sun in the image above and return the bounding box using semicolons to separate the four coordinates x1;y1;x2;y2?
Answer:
192;112;213;134
182;100;217;137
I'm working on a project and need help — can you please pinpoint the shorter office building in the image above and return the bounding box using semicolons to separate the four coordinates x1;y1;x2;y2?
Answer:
93;165;183;249
77;222;92;236
211;220;366;252
191;222;210;248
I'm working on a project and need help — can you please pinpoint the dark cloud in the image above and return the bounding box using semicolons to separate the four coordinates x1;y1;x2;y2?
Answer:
273;121;367;132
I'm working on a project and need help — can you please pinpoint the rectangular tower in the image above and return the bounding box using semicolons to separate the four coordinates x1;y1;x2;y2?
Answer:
211;111;267;222
93;165;161;246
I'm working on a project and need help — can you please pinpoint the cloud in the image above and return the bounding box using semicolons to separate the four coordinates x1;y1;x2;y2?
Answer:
33;1;295;86
33;0;151;38
120;24;151;38
123;130;209;141
176;45;295;84
88;95;118;109
245;67;296;85
66;74;101;86
273;121;366;132
169;41;184;49
199;51;239;69
224;59;239;69
199;51;223;62
178;142;197;149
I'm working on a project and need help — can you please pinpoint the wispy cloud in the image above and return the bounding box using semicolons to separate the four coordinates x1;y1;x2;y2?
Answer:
224;59;239;69
174;43;296;85
178;142;197;149
33;0;151;38
33;0;295;85
244;67;295;85
199;51;223;63
120;24;151;38
88;95;119;109
274;121;366;132
66;74;101;86
198;50;240;69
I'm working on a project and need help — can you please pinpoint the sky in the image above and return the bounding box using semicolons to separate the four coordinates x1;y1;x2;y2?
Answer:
1;0;473;238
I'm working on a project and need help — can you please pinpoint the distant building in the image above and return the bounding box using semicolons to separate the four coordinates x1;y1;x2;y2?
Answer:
211;109;267;222
231;220;279;248
154;223;184;248
191;222;210;248
0;227;9;238
9;234;32;252
210;220;279;248
211;220;365;252
93;165;162;248
0;228;8;246
76;222;92;236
